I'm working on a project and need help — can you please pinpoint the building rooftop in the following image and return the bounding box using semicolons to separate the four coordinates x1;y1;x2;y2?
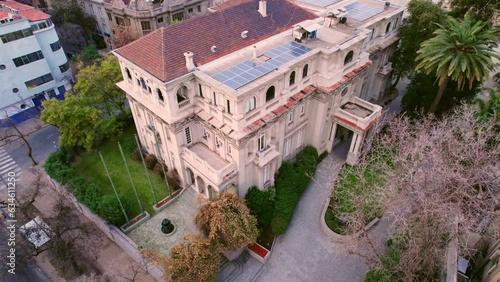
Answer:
114;0;316;82
0;0;50;23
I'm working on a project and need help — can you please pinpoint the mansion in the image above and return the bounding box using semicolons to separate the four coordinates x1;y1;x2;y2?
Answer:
113;0;404;198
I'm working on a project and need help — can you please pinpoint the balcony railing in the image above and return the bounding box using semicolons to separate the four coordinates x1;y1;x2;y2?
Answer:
178;99;190;109
333;96;382;131
254;144;279;167
378;62;392;75
182;146;237;185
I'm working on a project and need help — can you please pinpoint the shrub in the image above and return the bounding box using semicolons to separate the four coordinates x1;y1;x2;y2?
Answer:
271;146;318;235
98;194;130;226
153;161;167;178
145;154;157;169
317;151;329;163
167;169;181;191
245;187;275;228
44;150;77;185
121;135;137;154
72;180;101;213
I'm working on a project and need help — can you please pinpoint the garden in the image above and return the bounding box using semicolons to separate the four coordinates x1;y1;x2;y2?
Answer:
245;146;320;254
44;125;181;227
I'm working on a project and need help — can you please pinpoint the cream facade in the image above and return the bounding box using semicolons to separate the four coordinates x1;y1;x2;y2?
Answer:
114;0;404;198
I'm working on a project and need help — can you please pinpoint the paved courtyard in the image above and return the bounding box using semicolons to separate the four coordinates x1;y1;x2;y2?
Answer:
128;187;200;255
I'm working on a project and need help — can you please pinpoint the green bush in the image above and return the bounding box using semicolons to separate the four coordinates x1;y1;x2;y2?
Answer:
364;267;397;282
271;146;318;234
73;181;101;213
98;194;130;226
121;135;137;154
317;151;329;163
153;161;167;178
245;187;275;228
44;150;77;184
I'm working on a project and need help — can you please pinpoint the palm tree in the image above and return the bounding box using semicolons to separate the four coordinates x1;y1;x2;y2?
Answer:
415;15;500;114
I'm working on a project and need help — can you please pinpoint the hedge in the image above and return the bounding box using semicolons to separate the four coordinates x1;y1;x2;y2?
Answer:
44;149;129;225
271;146;318;235
245;186;275;228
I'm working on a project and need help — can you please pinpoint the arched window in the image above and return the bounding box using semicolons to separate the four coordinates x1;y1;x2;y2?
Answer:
176;85;188;103
386;22;391;33
289;71;296;86
393;18;398;30
341;87;348;97
140;77;146;90
344;51;354;65
302;64;308;78
157;88;164;102
265;86;275;102
246;96;256;113
125;68;131;79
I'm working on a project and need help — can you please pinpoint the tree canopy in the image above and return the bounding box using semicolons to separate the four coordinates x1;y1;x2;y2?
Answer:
74;54;127;116
415;15;500;113
51;0;96;44
390;0;447;84
195;192;259;251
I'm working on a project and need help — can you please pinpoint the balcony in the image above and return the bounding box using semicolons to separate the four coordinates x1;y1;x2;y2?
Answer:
332;96;382;132
254;144;280;167
378;62;393;76
181;143;237;185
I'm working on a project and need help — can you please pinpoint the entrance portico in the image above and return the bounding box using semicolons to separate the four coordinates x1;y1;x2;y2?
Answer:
331;96;383;165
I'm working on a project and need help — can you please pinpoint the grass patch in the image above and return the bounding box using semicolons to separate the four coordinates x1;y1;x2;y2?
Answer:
72;126;170;218
328;144;395;234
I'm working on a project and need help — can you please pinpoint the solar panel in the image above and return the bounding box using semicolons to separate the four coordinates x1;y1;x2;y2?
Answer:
299;0;341;8
212;42;312;89
345;2;385;21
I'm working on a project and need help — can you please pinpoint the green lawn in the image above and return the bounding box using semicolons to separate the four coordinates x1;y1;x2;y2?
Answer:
72;126;170;218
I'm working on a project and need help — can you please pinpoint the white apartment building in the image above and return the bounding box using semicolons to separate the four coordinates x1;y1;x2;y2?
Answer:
0;0;71;127
78;0;111;39
113;0;403;198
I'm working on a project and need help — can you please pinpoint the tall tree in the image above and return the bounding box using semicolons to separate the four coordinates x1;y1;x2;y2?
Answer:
109;26;140;49
390;0;447;87
51;0;96;45
40;95;121;151
449;0;499;24
416;15;500;114
74;55;127;116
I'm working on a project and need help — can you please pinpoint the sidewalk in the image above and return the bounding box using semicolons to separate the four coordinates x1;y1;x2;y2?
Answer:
0;117;49;146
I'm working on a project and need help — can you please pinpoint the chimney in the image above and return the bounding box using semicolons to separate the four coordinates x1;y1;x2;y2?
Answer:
258;1;267;17
253;45;257;59
183;51;195;71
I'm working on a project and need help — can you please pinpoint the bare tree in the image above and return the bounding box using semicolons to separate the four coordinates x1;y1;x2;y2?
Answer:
0;115;38;165
110;26;140;49
333;104;499;281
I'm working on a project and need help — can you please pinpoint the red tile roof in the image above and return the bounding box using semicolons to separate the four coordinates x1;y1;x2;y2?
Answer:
115;0;316;82
211;0;254;11
0;10;8;18
1;0;49;21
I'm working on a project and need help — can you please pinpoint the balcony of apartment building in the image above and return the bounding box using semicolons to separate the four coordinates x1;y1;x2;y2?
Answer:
181;142;237;187
254;143;279;168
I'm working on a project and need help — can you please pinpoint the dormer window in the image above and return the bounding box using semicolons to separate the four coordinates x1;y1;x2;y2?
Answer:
266;86;275;102
289;71;296;86
344;51;354;65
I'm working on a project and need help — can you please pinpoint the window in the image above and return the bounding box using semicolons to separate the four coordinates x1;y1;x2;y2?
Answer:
227;144;232;155
47;89;56;98
284;138;291;157
172;12;184;22
50;41;61;52
258;134;265;152
300;103;305;116
141;21;151;34
266;86;275;102
0;64;5;70
185;127;192;145
89;4;94;13
30;19;52;32
226;99;231;114
297;129;303;148
0;28;33;43
341;87;348;97
59;62;70;73
13;51;44;67
213;92;217;106
264;164;270;184
198;84;203;97
385;22;392;33
393;18;398;30
202;127;210;139
157;17;164;24
107;13;112;21
98;7;103;15
197;5;201;12
370;29;375;40
140;78;146;90
246;96;256;113
302;64;308;78
115;17;125;26
136;79;140;86
177;85;188;103
344;50;354;65
157;89;164;102
288;110;294;124
289;71;296;86
125;68;132;79
25;73;53;89
188;7;193;13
